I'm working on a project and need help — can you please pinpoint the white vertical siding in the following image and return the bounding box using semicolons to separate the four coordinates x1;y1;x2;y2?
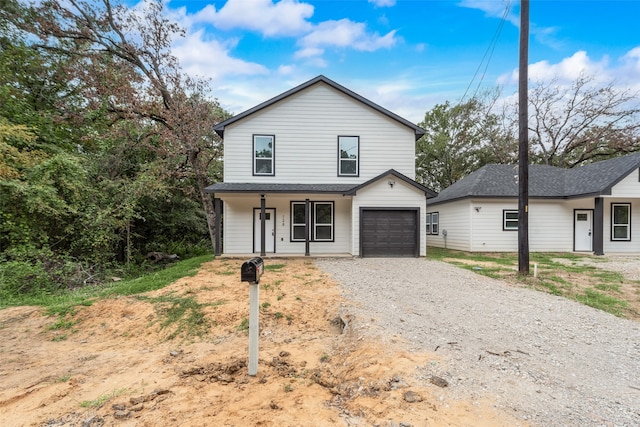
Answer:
223;83;416;184
610;170;640;197
428;198;599;252
351;178;426;256
426;200;471;251
220;194;351;255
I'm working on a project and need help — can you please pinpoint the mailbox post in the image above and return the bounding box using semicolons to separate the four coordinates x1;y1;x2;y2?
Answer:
241;257;264;376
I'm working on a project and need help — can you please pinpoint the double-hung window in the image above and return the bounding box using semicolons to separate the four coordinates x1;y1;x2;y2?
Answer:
338;136;359;176
291;201;334;242
426;212;439;235
611;203;631;241
503;210;518;230
253;135;274;175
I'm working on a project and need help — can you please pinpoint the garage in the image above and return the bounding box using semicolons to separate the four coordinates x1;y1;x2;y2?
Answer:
360;208;419;257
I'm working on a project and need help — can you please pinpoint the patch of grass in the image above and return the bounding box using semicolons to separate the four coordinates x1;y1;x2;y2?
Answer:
51;334;68;342
265;264;286;272
138;293;223;340
575;288;627;316
80;388;127;409
429;247;636;319
536;280;563;296
48;317;75;330
2;255;213;314
237;317;249;332
274;312;284;319
53;375;71;383
594;283;622;293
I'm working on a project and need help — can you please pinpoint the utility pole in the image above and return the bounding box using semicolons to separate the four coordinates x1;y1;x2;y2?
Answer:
518;0;530;275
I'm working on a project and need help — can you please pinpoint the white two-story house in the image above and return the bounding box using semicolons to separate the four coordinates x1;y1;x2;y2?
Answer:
205;75;437;257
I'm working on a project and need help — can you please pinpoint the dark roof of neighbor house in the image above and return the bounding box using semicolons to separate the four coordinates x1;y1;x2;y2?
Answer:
428;152;640;206
205;169;438;198
213;75;425;140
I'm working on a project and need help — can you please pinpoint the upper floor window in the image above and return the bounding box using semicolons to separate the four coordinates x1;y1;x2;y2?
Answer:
426;212;439;235
338;136;359;176
254;135;274;175
611;203;631;241
503;210;518;230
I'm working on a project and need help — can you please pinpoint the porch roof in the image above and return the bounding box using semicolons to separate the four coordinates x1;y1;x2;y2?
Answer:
204;182;356;194
205;169;438;198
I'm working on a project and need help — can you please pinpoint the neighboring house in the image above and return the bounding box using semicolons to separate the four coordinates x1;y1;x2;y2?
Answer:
426;152;640;255
205;75;437;257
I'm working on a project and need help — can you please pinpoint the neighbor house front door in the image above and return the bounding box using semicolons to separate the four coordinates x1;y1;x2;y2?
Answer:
253;208;275;253
574;210;593;251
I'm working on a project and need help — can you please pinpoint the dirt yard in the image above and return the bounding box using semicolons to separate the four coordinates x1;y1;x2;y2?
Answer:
0;258;523;427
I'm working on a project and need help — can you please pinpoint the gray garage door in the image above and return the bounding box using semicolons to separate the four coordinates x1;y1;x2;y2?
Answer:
360;209;419;257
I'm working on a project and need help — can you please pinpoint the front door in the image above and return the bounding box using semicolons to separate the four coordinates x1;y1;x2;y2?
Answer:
574;210;593;251
254;208;275;253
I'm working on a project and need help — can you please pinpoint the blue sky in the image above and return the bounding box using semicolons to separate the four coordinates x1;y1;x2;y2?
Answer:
155;0;640;123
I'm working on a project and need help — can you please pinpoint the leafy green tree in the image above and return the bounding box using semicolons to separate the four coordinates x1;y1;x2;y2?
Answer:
10;0;229;251
416;97;507;192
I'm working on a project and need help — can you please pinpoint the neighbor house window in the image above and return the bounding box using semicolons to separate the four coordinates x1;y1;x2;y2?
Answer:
611;203;631;241
338;136;359;176
253;135;274;175
503;210;518;230
291;201;334;242
426;212;439;235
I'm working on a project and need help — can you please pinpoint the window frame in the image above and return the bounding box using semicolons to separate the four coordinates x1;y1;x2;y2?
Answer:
290;201;335;242
503;209;518;231
426;213;432;235
426;212;439;235
611;203;631;241
337;135;359;177
253;134;275;176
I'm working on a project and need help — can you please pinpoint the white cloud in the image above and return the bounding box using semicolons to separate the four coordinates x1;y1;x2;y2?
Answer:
368;0;396;7
194;0;314;37
172;30;268;81
296;19;397;58
497;51;611;86
459;0;519;26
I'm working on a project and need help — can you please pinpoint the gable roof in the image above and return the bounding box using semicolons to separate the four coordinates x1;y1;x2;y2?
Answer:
345;169;438;198
213;75;425;140
428;152;640;206
204;169;438;198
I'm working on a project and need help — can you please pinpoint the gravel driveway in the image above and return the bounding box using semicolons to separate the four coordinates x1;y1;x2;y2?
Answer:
315;258;640;427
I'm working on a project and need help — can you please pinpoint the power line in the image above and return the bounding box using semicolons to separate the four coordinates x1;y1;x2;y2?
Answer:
460;0;512;103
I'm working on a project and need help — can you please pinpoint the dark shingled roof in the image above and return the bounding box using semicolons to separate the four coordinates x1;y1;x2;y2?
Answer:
205;169;438;198
213;75;425;140
428;152;640;206
204;183;356;194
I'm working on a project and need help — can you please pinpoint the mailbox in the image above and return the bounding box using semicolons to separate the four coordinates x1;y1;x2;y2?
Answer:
241;257;264;284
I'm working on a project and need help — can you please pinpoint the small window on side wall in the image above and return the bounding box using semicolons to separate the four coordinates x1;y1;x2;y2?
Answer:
611;203;631;241
338;136;359;176
426;212;439;235
254;135;274;175
503;210;518;230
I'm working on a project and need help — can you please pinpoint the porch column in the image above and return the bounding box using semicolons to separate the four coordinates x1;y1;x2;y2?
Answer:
260;195;266;257
593;197;604;256
305;198;310;256
214;197;222;257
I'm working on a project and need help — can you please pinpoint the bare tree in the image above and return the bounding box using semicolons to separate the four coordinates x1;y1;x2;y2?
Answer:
526;73;640;167
13;0;227;250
